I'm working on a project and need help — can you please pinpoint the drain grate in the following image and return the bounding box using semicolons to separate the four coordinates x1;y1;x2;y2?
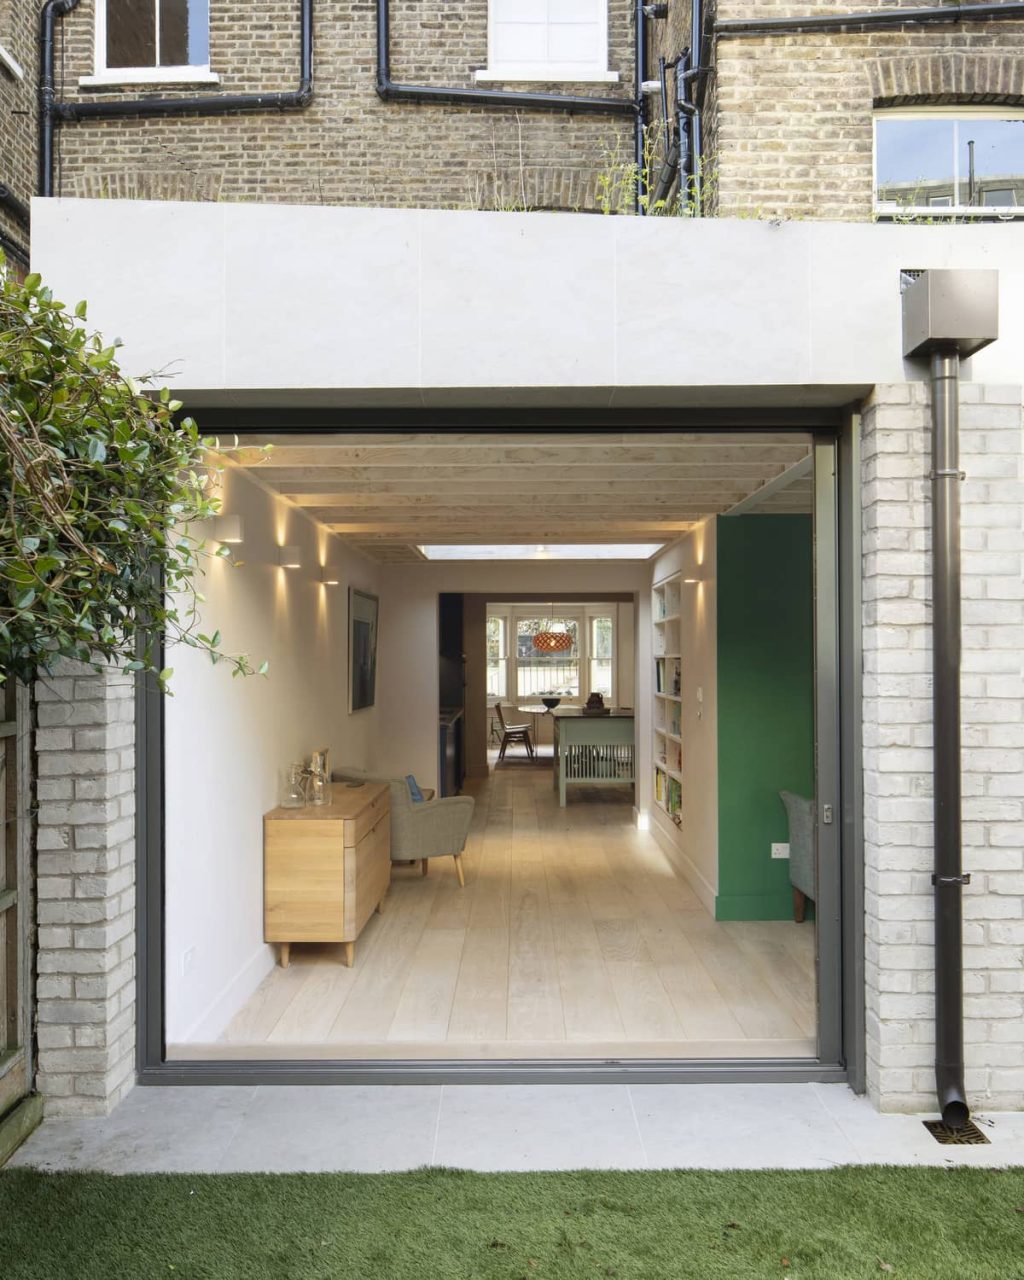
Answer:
923;1119;990;1145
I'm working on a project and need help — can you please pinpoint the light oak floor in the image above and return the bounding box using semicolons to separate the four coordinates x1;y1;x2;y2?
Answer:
188;766;817;1062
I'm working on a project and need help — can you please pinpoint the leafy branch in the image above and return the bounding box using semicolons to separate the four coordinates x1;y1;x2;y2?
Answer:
0;256;264;689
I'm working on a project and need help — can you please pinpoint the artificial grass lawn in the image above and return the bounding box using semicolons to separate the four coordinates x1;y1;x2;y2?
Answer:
1;1166;1023;1280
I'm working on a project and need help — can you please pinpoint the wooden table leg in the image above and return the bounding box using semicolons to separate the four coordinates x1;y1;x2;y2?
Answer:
279;942;290;968
376;893;385;914
344;940;355;968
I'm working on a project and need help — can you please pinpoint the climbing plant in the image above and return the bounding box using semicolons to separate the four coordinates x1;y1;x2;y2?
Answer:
0;255;262;688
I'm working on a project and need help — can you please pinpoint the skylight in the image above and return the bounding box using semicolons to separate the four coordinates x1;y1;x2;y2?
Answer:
418;544;665;561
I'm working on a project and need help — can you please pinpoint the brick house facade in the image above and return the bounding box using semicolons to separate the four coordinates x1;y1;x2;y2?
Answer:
4;1;1024;1123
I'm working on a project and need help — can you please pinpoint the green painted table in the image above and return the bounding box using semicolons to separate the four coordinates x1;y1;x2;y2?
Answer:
550;707;636;807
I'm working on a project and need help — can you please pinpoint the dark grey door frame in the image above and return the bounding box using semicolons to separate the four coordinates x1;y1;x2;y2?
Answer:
134;412;864;1088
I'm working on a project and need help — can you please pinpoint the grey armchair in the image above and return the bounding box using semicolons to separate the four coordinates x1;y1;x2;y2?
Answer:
333;767;475;887
779;790;815;923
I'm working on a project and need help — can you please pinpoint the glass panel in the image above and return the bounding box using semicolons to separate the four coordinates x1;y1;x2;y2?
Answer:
957;119;1024;206
982;187;1016;207
107;0;156;68
591;615;613;660
486;616;506;661
516;617;579;699
589;660;613;697
875;117;955;208
492;22;547;63
159;0;189;65
547;22;598;63
486;659;507;699
187;0;209;64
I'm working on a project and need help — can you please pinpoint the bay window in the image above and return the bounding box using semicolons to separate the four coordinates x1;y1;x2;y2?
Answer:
487;605;616;706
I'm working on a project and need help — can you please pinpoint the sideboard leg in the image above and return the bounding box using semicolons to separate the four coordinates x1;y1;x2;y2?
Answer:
344;941;355;968
376;894;386;915
279;942;290;968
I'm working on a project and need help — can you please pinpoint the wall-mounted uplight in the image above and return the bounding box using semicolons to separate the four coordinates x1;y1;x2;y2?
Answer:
320;565;341;586
683;577;701;585
278;546;302;570
210;514;244;545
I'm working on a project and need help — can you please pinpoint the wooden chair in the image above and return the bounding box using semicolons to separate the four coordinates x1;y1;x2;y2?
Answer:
494;703;534;761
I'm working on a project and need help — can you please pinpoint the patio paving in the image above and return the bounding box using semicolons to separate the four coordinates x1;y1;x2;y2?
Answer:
8;1083;1024;1173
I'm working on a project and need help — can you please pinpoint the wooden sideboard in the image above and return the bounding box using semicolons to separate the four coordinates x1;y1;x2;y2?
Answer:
264;781;390;968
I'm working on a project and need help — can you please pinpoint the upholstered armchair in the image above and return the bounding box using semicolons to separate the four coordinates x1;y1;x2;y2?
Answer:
333;767;475;887
779;790;815;923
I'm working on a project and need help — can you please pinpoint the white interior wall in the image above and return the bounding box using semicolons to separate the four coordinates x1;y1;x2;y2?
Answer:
649;522;719;911
164;464;380;1043
377;562;650;792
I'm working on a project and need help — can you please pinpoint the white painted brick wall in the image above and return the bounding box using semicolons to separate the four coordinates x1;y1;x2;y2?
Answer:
34;660;137;1116
862;381;1024;1114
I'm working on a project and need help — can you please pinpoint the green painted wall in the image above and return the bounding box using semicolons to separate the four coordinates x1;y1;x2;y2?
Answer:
715;514;814;921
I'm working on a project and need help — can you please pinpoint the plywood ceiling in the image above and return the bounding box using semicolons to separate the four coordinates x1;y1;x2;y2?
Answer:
226;432;813;563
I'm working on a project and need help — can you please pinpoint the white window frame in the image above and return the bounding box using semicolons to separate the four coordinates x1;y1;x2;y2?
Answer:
486;604;617;708
83;0;218;87
475;0;618;84
873;107;1024;220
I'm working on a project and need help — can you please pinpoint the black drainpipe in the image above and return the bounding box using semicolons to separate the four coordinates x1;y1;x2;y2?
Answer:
715;1;1024;38
634;0;647;210
929;348;969;1131
39;0;314;198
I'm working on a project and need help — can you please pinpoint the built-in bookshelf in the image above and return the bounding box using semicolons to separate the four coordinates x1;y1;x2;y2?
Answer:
652;573;682;824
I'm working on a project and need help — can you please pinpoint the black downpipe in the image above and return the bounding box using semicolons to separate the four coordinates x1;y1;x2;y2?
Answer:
635;0;647;211
39;0;79;198
689;0;703;213
40;0;314;197
717;0;1024;37
375;0;635;120
930;350;970;1131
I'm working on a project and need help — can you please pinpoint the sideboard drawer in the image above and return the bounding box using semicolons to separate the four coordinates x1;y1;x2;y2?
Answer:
347;784;389;846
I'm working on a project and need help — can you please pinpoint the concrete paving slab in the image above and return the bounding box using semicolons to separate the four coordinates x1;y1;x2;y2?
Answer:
8;1083;1024;1174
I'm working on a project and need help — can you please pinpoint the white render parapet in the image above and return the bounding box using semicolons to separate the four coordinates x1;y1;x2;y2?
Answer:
29;201;1024;404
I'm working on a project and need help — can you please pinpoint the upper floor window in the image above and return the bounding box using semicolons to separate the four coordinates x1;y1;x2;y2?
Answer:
476;0;618;84
86;0;216;85
875;109;1024;218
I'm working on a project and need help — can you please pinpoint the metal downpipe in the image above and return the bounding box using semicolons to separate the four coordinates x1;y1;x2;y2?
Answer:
930;349;969;1130
39;0;81;199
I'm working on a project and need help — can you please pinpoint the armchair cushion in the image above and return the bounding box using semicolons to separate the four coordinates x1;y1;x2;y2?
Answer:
332;766;474;861
779;790;815;902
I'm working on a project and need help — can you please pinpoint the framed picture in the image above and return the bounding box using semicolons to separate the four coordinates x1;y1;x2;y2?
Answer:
349;588;379;712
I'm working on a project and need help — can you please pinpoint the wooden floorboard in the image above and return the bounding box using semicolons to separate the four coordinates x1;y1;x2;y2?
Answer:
208;765;817;1060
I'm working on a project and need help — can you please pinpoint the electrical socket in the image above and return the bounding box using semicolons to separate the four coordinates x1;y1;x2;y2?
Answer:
771;842;790;860
181;946;197;977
